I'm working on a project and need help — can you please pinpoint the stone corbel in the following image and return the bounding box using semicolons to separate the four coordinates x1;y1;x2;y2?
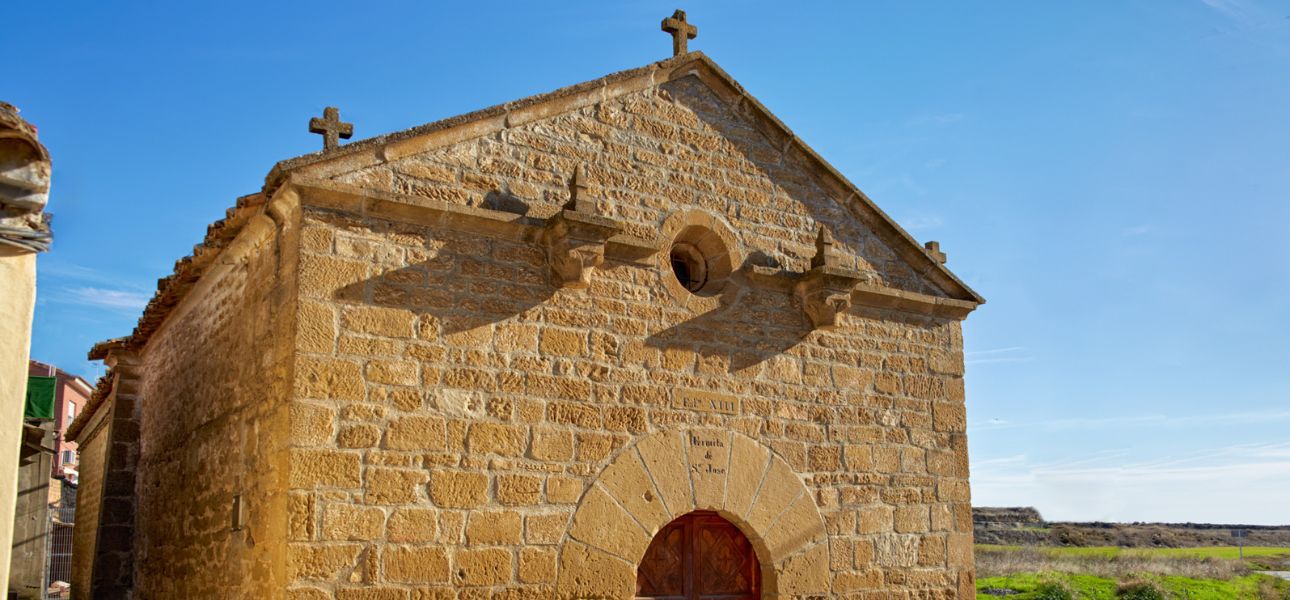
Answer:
795;227;869;329
542;166;623;288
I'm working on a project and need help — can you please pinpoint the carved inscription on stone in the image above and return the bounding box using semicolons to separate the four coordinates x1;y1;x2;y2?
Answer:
688;433;727;476
673;389;740;416
686;430;731;509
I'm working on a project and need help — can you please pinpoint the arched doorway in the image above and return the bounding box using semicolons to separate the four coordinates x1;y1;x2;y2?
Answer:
636;511;761;600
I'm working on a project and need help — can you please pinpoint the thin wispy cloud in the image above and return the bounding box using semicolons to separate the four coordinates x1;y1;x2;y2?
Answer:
54;287;151;312
969;408;1290;433
966;346;1033;366
1121;224;1154;236
900;214;944;231
1200;0;1259;24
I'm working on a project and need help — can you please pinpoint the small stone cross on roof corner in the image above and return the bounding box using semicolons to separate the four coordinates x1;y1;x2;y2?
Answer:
308;106;353;151
661;10;698;57
924;241;947;265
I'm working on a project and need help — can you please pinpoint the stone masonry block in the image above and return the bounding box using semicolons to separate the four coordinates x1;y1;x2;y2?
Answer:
365;468;427;504
568;485;650;563
383;546;450;583
746;457;805;536
366;360;419;386
525;512;569;545
385;416;446;451
596;450;669;534
467;422;525;456
724;434;771;517
762;492;827;559
296;357;364;400
290;449;361;489
455;548;511;586
556;541;634;598
322;504;386;541
528;429;574;461
545;476;584;505
496;473;542;505
539;328;586;356
387;508;438;543
343;306;416;338
297;301;337;354
289;543;363;580
518;547;557;584
465;510;523;545
429;471;487;509
635;433;692;518
291;402;336;446
299;255;367;298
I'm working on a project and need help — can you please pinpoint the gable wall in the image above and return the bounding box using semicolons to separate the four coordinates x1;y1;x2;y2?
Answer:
284;198;973;598
327;74;947;299
127;212;297;597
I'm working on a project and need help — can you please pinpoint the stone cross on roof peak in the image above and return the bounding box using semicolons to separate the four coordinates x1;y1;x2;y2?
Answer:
308;106;353;151
661;10;698;57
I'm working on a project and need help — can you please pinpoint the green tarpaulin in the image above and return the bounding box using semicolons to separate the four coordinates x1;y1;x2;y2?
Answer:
25;376;55;420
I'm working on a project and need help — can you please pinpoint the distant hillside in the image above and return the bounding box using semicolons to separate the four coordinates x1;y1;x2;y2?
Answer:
973;506;1290;548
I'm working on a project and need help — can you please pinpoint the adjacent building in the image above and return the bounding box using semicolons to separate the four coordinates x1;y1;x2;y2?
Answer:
0;102;54;597
28;360;91;485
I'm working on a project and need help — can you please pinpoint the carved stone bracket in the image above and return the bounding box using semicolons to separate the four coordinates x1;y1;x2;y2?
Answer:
542;166;623;288
796;265;867;329
796;227;868;329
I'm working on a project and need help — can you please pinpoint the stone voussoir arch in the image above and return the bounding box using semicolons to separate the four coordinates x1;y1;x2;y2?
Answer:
556;428;830;599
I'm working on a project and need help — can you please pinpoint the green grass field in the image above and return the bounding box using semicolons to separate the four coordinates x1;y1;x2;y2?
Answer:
977;572;1282;599
978;544;1290;561
977;545;1290;598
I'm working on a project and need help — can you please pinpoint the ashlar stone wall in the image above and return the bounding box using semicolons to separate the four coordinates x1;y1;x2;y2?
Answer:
283;67;974;599
127;210;298;598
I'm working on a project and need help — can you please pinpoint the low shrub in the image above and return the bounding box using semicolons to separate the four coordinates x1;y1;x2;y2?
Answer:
1116;581;1165;600
1033;581;1074;600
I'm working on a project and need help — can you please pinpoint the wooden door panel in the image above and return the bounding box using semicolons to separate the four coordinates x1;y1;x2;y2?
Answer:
638;521;686;597
637;512;760;600
694;519;756;598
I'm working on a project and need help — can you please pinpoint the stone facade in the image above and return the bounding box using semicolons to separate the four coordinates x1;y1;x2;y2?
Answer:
71;51;982;599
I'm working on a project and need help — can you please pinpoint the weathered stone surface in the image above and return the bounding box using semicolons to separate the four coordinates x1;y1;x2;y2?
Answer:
555;541;634;598
387;508;438;543
385;415;446;450
455;548;511;586
322;504;386;541
75;45;981;600
465;510;523;545
568;485;650;562
291;449;361;488
383;546;449;583
429;471;487;508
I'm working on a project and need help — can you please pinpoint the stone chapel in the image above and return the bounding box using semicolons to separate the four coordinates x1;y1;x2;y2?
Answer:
68;11;984;600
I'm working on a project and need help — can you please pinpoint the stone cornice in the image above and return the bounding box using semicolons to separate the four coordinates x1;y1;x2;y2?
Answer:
748;265;977;321
296;178;976;321
291;178;659;264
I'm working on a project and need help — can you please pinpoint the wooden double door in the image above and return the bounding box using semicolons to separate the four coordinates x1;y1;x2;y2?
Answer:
636;511;761;600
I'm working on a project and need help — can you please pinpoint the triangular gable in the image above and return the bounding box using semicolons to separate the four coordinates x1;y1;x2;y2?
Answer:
266;53;983;305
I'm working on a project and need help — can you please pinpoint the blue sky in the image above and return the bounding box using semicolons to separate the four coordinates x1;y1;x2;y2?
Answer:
7;1;1289;524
